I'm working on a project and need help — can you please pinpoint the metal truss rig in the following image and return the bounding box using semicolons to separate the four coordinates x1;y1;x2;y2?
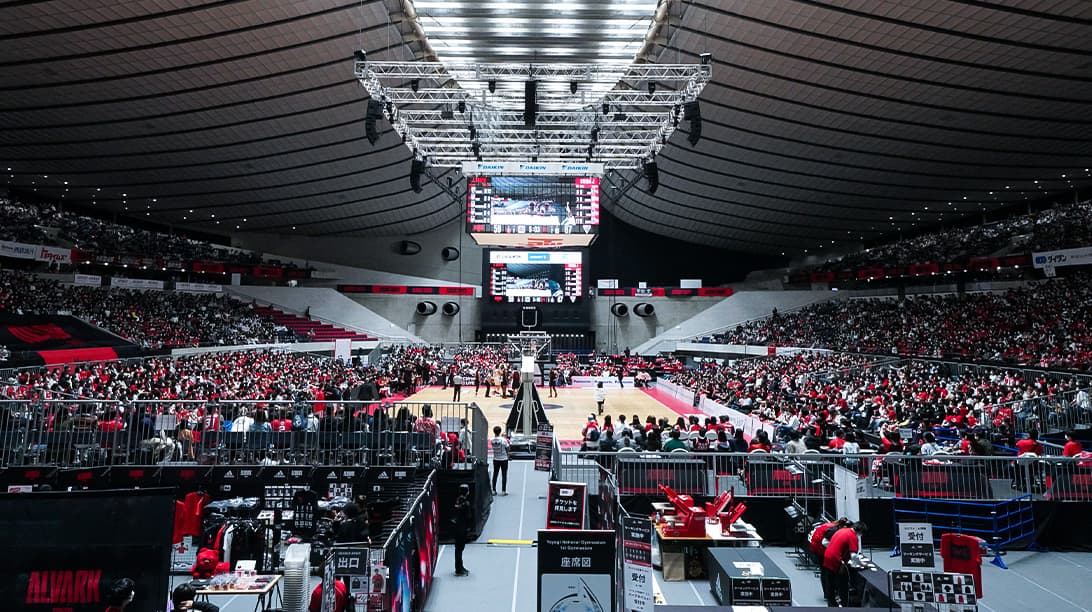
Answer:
354;60;711;170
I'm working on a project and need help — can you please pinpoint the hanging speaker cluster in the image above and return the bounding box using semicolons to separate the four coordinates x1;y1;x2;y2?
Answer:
441;302;460;316
415;301;437;315
633;303;656;317
610;303;629;317
683;101;702;146
643;160;659;194
365;99;383;145
410;158;425;193
523;80;537;127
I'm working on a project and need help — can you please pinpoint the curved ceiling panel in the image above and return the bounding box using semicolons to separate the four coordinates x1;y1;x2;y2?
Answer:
1;0;1090;252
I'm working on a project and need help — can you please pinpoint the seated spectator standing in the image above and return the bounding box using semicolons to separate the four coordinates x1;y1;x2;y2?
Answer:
1016;430;1043;456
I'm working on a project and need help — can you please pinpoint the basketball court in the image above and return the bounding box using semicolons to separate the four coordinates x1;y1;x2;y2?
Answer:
404;383;698;442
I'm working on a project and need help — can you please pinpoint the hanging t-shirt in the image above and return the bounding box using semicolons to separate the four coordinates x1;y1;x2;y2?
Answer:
940;533;983;597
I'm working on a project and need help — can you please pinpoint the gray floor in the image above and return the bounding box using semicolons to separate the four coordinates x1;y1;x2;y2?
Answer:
175;462;1092;611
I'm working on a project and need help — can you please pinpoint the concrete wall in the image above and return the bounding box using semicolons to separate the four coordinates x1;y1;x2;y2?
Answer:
633;289;837;355
231;219;484;286
347;294;480;344
590;296;724;354
226;285;424;343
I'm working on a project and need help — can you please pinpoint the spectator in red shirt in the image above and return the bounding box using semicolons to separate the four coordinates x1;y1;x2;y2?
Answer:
1063;431;1083;457
809;517;850;563
821;522;866;607
1015;430;1043;456
308;577;350;612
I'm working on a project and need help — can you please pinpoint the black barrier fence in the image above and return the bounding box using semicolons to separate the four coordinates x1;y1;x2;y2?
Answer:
554;448;1092;502
0;400;490;469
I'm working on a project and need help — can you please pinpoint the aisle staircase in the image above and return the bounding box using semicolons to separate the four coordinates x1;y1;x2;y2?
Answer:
253;305;375;342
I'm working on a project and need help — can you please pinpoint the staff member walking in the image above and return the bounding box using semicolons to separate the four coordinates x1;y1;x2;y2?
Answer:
490;426;510;495
454;483;473;576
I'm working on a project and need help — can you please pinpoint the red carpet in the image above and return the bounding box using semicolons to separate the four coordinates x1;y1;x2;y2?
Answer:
639;385;705;418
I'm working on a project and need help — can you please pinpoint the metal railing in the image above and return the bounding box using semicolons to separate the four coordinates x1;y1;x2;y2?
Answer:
552;449;1092;503
0;399;489;468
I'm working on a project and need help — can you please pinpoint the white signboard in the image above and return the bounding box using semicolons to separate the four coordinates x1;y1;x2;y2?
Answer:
73;274;102;287
461;161;604;176
175;282;222;292
1032;246;1092;269
110;277;166;290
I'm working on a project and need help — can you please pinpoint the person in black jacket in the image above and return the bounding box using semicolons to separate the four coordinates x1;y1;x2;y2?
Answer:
453;484;473;576
171;583;220;612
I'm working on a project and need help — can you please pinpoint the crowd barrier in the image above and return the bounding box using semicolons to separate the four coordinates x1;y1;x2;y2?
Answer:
0;399;489;469
553;449;1092;503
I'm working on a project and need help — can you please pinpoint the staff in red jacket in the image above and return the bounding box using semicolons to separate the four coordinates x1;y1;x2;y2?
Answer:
821;522;867;607
809;517;851;563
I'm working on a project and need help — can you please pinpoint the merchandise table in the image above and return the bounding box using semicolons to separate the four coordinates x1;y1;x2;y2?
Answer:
653;518;762;581
195;574;282;612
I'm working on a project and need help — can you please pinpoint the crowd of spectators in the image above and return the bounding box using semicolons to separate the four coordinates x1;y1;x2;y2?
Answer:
657;352;1091;457
0;196;288;267
0;270;288;348
707;274;1092;370
810;199;1092;272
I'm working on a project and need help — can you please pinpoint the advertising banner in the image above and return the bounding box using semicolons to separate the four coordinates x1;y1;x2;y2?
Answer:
1033;246;1092;269
36;245;73;265
537;529;615;612
621;517;654;612
0;240;37;260
546;481;587;530
73;274;102;287
0;488;174;612
175;282;222;292
109;277;165;290
535;424;554;472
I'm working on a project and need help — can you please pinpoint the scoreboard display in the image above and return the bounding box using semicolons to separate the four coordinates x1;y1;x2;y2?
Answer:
466;170;601;248
487;250;584;303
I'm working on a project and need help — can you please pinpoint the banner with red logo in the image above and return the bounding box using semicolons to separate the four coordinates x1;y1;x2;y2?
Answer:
0;314;140;365
0;488;174;612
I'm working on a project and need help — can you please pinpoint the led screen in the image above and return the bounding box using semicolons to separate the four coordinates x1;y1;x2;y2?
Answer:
467;176;599;247
488;250;584;303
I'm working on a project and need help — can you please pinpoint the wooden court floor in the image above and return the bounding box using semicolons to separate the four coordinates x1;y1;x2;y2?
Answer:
405;384;686;441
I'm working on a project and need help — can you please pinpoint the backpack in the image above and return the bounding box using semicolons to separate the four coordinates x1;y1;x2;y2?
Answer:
292;411;307;432
586;427;600;442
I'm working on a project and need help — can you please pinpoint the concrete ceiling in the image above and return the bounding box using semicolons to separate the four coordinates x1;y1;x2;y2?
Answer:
1;0;1091;254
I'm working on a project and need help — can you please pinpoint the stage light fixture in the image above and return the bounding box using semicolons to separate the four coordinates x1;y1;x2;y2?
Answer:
488;80;496;93
590;127;599;143
457;100;466;114
601;102;610;116
410;79;420;92
468;126;476;140
647;81;656;94
700;53;712;65
353;49;366;62
472;141;481;160
570;81;578;94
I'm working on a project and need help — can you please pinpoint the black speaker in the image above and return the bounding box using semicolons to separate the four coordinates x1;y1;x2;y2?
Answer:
365;99;383;145
416;301;437;315
643;161;659;194
683;101;702;147
442;302;460;316
441;247;461;261
610;303;629;317
399;240;422;255
410;158;425;193
634;303;655;317
523;81;537;127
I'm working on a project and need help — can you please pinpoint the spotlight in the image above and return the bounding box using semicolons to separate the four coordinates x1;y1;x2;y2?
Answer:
700;52;712;65
488;80;496;93
647;81;656;94
411;79;420;93
353;49;366;62
570;81;578;95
